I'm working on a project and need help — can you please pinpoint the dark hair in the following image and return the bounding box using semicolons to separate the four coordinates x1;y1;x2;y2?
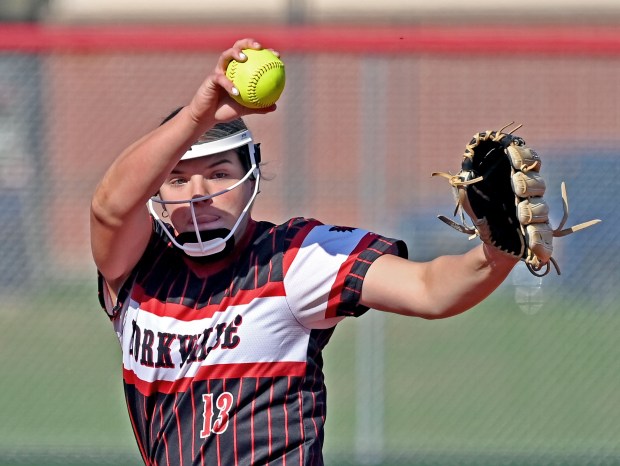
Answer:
160;107;254;174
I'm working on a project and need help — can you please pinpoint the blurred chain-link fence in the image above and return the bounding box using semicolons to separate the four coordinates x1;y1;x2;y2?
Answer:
0;24;618;465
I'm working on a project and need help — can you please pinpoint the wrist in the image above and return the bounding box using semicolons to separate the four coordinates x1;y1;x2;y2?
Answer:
482;243;520;270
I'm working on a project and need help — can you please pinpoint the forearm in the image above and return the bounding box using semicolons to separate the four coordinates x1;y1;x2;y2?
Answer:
90;106;213;283
92;106;210;224
422;244;518;318
362;244;518;319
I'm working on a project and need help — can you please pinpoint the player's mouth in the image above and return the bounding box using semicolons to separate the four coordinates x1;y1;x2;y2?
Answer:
191;214;223;230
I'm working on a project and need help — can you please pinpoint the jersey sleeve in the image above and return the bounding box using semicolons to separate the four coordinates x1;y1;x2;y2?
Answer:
282;222;408;329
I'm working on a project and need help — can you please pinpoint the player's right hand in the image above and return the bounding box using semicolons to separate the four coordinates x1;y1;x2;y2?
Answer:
187;38;277;125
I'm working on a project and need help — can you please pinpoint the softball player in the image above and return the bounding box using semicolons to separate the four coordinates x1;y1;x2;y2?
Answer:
90;38;518;466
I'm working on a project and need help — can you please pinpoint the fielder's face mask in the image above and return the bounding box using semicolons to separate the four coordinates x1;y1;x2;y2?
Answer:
147;130;261;259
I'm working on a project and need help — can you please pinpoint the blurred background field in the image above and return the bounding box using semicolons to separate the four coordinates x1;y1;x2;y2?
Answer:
0;1;619;465
2;281;619;465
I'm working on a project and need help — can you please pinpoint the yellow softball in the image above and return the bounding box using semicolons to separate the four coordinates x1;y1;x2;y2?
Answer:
226;49;286;109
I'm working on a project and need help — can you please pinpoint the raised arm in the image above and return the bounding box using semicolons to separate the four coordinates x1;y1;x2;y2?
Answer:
90;38;276;292
360;243;518;319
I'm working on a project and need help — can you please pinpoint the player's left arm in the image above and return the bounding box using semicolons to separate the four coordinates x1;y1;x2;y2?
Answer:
359;243;518;319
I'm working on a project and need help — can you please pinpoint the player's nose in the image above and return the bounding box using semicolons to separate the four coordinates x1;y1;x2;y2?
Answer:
189;176;213;200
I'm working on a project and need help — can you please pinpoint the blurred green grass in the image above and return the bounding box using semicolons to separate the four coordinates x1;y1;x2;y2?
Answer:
1;279;618;465
323;285;620;464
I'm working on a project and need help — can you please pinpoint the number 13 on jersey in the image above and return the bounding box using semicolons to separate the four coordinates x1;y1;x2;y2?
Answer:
200;392;234;438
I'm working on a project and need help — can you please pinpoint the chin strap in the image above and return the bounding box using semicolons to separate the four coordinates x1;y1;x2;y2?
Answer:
175;228;235;261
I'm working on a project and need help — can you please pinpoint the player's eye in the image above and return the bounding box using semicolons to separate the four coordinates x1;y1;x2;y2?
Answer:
210;172;230;180
168;177;188;186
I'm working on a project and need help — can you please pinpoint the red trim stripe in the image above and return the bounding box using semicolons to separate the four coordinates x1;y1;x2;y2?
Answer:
218;379;226;466
283;377;290;466
297;382;304;466
325;233;376;319
202;380;213;466
268;381;274;458
125;395;150;465
132;282;286;321
281;220;321;276
161;404;170;466
174;392;184;466
190;384;197;461
250;378;258;466
124;361;306;396
1;24;620;56
216;393;222;466
233;379;242;466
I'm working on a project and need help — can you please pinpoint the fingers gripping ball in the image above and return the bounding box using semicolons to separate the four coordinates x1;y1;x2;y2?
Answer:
226;49;286;109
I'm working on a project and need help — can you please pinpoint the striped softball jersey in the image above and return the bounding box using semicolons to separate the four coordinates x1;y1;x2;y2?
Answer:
98;217;407;466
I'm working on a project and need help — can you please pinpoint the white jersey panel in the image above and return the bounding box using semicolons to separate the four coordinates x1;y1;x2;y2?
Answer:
120;295;311;384
284;225;369;329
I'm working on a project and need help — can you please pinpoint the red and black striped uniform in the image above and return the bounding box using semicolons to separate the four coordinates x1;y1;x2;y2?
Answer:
98;217;407;466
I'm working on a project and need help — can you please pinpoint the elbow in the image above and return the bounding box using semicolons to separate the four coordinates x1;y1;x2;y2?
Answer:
90;189;139;230
419;312;448;321
90;189;117;228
